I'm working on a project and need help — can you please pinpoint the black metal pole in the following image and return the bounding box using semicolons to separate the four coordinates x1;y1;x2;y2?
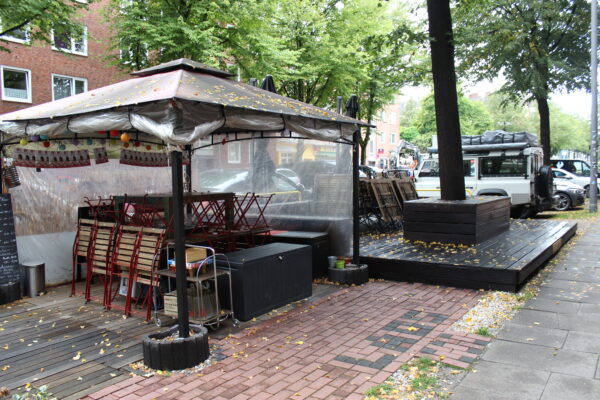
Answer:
352;129;360;264
184;144;192;214
170;150;189;338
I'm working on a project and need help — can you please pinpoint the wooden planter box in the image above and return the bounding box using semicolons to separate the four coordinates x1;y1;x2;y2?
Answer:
403;197;510;245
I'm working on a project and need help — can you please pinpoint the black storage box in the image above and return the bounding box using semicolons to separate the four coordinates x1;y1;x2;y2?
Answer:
218;243;312;321
268;231;330;278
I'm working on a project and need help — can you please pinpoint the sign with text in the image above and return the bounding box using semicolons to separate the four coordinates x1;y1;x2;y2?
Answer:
0;194;20;284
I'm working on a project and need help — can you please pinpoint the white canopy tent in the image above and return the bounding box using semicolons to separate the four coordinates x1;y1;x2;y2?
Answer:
0;59;369;336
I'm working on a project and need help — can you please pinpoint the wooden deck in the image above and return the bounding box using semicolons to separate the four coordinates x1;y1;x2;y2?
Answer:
0;283;176;399
360;219;578;292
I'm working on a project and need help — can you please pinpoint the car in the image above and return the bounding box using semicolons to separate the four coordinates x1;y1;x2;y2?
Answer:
414;131;554;218
386;167;414;180
358;165;384;179
552;168;594;196
197;168;305;195
550;159;592;177
275;168;301;186
553;179;585;211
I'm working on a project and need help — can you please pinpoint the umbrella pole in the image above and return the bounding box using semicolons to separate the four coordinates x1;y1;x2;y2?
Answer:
171;150;190;338
352;129;360;265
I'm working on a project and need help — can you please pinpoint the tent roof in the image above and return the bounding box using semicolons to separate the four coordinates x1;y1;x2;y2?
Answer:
0;69;363;126
130;58;234;78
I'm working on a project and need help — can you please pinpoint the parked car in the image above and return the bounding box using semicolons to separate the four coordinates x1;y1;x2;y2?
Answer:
550;159;592;178
197;169;304;195
414;131;554;218
552;168;594;196
387;167;414;180
275;168;301;186
553;179;585;211
358;165;384;179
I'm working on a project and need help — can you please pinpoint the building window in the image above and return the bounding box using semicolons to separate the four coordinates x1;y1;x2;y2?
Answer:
280;152;293;164
390;133;396;144
390;112;397;124
0;22;29;44
51;24;87;56
368;139;375;155
379;132;385;144
228;142;241;164
1;66;31;103
52;74;87;100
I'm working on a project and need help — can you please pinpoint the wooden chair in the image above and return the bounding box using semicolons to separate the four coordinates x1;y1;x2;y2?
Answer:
71;218;96;296
84;221;117;305
105;226;165;319
127;227;165;320
105;225;143;315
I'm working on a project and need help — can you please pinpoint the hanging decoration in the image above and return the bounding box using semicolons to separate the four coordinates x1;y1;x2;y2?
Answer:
19;138;28;146
42;141;51;148
99;139;106;145
93;147;109;165
40;135;49;140
30;135;40;142
123;142;130;148
109;130;120;137
13;148;90;168
120;133;130;143
120;149;169;167
86;138;93;145
97;131;106;135
133;141;141;147
145;145;152;151
58;143;66;150
72;139;80;146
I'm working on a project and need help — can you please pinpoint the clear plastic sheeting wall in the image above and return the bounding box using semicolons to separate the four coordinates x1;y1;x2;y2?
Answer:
11;160;171;236
191;138;353;256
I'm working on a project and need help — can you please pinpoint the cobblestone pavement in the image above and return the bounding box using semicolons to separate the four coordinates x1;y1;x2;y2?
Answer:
85;281;489;399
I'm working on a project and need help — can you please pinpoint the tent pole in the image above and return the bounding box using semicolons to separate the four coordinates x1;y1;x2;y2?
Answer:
171;150;190;338
185;144;192;214
352;129;360;264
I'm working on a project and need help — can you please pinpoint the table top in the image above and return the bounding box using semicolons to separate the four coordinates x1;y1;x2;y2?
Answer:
114;192;235;201
157;268;229;283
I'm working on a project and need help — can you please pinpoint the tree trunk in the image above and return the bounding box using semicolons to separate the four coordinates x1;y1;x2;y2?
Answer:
536;97;551;165
426;0;465;201
360;127;369;165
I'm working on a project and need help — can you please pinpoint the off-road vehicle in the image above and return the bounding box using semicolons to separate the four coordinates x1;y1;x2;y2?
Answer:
415;131;555;218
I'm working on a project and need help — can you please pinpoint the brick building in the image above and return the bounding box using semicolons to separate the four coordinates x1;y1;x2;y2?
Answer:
365;94;402;168
0;0;126;115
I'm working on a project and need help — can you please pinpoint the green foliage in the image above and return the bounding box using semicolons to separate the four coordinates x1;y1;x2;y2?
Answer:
481;92;539;133
0;0;90;52
455;0;590;102
548;104;590;155
11;385;57;400
412;91;493;147
363;382;395;397
454;0;591;162
475;327;492;337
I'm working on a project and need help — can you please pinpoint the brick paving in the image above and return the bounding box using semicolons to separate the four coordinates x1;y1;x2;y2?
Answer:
84;280;489;399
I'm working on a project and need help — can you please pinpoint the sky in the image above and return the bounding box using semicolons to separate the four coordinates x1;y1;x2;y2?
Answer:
401;81;594;121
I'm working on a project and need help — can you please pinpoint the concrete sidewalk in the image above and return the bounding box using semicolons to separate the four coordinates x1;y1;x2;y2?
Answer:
452;220;600;399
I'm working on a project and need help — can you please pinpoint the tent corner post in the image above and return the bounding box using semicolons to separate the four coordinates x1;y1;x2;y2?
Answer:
352;129;360;265
170;150;190;338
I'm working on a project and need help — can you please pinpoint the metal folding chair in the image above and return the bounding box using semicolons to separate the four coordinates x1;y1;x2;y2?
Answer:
71;218;96;296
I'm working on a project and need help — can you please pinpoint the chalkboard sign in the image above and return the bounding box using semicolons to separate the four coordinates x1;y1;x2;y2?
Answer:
0;194;20;285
